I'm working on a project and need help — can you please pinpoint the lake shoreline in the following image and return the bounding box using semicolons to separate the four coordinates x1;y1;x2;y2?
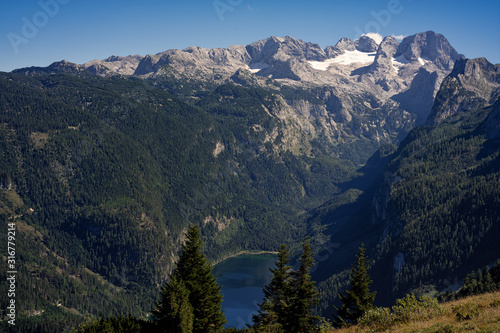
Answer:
212;250;278;266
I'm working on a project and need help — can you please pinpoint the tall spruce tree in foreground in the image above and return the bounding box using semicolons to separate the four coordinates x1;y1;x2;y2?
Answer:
333;244;376;327
153;226;225;333
290;238;320;332
253;240;320;332
252;244;293;332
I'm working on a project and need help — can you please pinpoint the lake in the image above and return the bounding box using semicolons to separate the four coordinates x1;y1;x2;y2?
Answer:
213;253;277;329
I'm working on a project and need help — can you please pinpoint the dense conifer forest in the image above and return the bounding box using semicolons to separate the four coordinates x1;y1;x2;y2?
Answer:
0;55;499;331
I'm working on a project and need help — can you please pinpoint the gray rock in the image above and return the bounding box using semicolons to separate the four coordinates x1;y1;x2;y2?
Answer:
325;37;356;57
247;36;326;63
392;67;440;124
450;57;500;103
427;57;500;126
83;55;144;76
395;31;460;70
134;45;250;79
355;35;378;52
74;31;471;133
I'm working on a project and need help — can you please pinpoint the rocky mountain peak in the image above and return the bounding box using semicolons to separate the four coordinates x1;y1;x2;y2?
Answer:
246;36;326;63
355;35;378;52
450;57;500;103
336;37;356;50
11;31;467;121
426;57;500;126
103;55;143;63
72;31;461;87
367;36;400;76
365;32;464;124
377;36;400;57
48;60;81;71
395;31;460;69
83;55;144;76
325;37;356;57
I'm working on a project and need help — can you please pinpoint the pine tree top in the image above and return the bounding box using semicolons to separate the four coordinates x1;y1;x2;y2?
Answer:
333;244;376;327
167;226;226;332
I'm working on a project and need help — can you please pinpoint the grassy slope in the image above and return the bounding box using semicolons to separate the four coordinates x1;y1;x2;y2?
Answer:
332;291;500;333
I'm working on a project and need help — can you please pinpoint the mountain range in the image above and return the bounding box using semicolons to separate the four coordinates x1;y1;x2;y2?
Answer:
1;30;499;331
86;31;459;123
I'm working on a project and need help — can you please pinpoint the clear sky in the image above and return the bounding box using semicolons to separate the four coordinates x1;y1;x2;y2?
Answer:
1;0;499;72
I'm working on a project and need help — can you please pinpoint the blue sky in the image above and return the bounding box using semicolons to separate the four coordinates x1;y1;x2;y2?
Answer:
1;0;499;72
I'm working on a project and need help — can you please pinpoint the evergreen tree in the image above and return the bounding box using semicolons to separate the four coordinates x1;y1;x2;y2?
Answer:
475;268;484;293
253;240;320;333
157;226;225;333
333;244;376;327
482;266;495;292
491;260;500;287
75;316;149;333
252;244;293;332
290;238;320;332
152;275;194;333
459;271;477;297
252;298;285;333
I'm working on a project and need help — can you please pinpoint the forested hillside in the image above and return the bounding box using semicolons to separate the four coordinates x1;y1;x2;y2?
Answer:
0;69;364;330
372;67;500;302
0;52;499;331
314;57;500;314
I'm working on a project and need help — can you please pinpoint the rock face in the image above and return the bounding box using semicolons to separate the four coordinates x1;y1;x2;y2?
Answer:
368;57;500;303
372;36;400;71
355;35;379;52
450;57;500;103
133;45;251;78
83;55;144;76
76;31;474;157
381;32;462;123
427;57;500;125
79;32;460;97
325;37;356;57
25;31;475;156
246;36;327;63
395;31;460;70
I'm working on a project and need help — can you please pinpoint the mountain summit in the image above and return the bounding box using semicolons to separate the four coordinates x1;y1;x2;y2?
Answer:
79;31;460;84
81;31;463;123
12;31;466;146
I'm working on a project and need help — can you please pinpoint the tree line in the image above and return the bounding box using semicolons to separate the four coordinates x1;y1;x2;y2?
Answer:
438;260;500;302
72;228;379;332
71;226;500;332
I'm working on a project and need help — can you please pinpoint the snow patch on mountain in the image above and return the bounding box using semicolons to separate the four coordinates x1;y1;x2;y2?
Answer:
307;59;336;71
308;50;376;70
248;63;269;73
391;54;409;72
331;50;376;65
418;57;431;65
392;55;409;65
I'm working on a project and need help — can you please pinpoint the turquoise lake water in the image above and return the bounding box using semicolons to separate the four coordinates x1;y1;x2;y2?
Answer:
213;254;277;329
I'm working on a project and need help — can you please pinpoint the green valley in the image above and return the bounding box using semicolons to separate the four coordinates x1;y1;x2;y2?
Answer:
0;32;499;332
